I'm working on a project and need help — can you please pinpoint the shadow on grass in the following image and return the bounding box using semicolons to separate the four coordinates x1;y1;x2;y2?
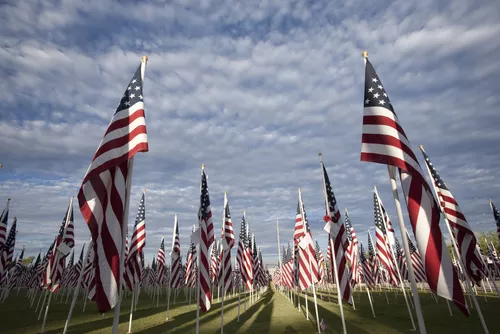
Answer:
222;291;274;333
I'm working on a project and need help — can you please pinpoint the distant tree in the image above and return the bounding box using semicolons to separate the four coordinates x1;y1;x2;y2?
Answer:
477;231;499;254
22;256;34;266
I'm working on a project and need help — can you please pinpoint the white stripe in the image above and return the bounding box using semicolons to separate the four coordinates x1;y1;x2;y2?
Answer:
363;123;413;151
361;143;422;176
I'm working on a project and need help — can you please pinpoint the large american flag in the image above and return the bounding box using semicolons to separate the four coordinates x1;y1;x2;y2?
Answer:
219;192;234;294
197;166;215;312
236;214;253;292
211;239;219;284
360;56;468;315
489;200;500;244
293;198;312;291
77;61;148;312
0;218;16;283
126;193;146;289
320;159;351;303
0;199;10;251
170;215;182;289
421;147;485;285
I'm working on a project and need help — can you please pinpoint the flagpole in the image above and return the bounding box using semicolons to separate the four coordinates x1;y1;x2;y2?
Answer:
374;186;416;330
386;165;426;334
319;153;347;334
63;239;93;334
220;192;227;334
166;214;178;321
195;165;204;334
420;146;488;333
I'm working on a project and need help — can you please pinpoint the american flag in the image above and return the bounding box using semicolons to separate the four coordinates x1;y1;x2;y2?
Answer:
156;238;166;285
421;147;485;285
367;232;379;284
68;244;87;288
236;214;253;292
77;61;148;312
185;225;197;288
395;237;408;281
344;209;360;286
0;217;16;282
126;193;146;289
320;159;351;303
360;57;467;315
0;199;10;251
197;166;215;312
359;241;376;289
170;215;182;289
315;241;326;284
211;238;219;284
405;231;427;283
373;192;398;287
45;199;75;293
219;192;234;294
293;199;312;291
489;200;500;244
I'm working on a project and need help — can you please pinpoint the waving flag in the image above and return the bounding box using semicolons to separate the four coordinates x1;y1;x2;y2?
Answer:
197;165;215;312
360;56;467;315
77;61;148;313
344;209;360;285
360;241;375;289
0;218;17;283
170;215;182;289
489;200;500;244
219;192;235;293
420;147;485;285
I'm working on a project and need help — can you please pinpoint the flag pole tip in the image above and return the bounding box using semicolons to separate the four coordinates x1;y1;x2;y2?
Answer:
7;198;11;201
142;56;148;62
201;164;205;168
362;51;368;58
419;144;424;150
373;185;377;189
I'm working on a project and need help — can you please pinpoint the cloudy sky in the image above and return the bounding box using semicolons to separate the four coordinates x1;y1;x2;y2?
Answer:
1;0;499;267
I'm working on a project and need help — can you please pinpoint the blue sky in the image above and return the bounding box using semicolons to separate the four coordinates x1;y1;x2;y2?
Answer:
1;0;499;267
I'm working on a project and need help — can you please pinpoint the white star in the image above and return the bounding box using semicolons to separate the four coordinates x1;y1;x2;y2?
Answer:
373;93;380;98
365;99;370;104
372;78;378;83
130;93;135;98
135;86;140;91
377;85;383;90
383;93;387;97
125;101;131;106
368;87;374;93
127;86;132;90
379;100;386;105
132;79;137;83
139;94;143;100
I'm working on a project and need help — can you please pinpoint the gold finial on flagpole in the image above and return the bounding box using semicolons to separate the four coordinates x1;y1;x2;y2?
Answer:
201;164;205;169
362;51;368;58
419;144;425;150
374;185;377;190
318;152;323;162
143;187;146;193
142;56;148;63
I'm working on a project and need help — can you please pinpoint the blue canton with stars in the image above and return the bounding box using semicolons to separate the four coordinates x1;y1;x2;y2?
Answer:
373;193;386;233
117;63;144;114
198;169;211;221
134;193;146;226
322;164;341;223
421;149;449;191
364;59;394;113
406;232;417;254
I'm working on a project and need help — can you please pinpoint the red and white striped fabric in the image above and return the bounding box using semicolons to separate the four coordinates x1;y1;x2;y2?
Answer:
77;62;148;312
367;232;379;284
211;239;219;284
0;218;16;283
360;57;467;315
236;214;253;292
421;147;485;285
359;241;376;289
156;239;166;285
405;231;427;283
320;159;351;303
170;215;182;289
126;193;146;289
219;193;234;293
373;192;398;287
344;209;360;286
315;241;326;284
197;166;215;312
394;237;408;281
0;199;10;252
293;199;312;291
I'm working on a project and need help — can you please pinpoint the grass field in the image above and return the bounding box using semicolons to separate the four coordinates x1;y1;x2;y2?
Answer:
1;286;499;333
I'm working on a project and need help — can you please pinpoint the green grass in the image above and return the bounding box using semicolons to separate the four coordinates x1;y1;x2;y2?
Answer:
1;287;499;333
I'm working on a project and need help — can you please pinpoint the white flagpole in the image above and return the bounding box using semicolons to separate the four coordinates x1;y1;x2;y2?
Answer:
374;187;416;330
166;214;178;321
319;153;347;334
195;165;204;334
112;55;147;334
366;286;376;318
220;192;228;334
127;283;137;334
386;165;426;333
63;239;93;334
